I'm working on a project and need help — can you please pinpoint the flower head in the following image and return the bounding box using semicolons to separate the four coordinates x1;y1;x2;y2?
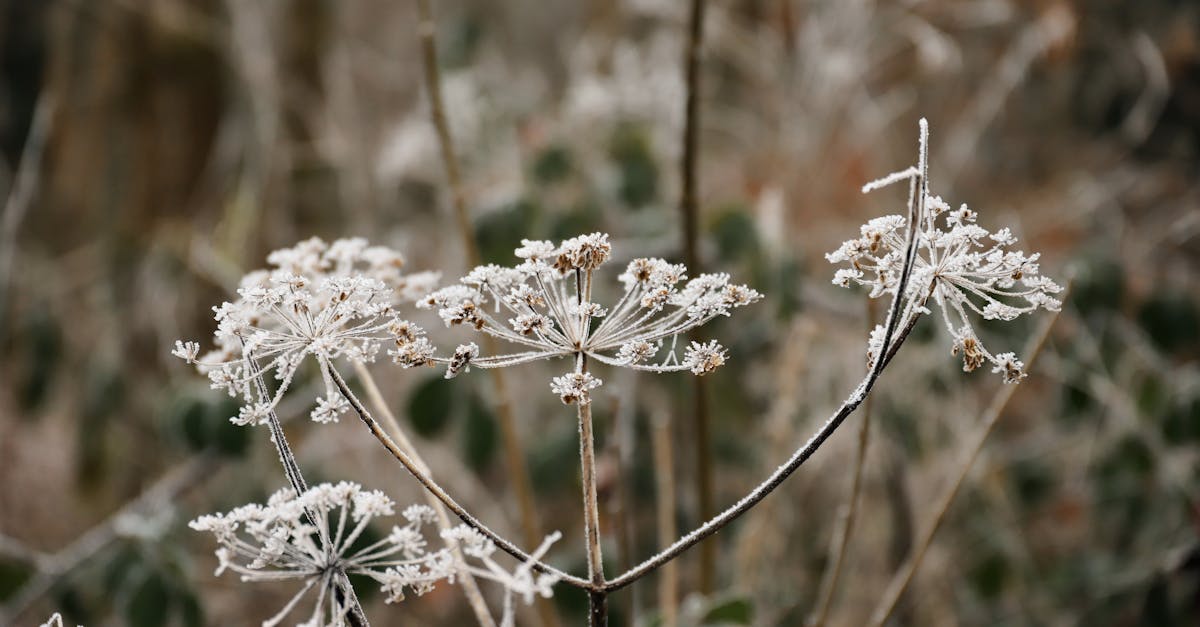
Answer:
417;234;761;403
191;482;562;627
175;238;438;425
827;120;1060;382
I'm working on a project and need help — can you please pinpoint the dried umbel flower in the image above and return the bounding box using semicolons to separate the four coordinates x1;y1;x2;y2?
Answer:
416;232;762;404
190;482;561;627
827;120;1061;382
174;238;438;425
190;482;454;626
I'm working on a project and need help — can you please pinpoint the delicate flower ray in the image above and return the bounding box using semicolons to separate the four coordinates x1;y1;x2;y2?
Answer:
174;238;439;425
827;120;1060;382
190;482;561;627
411;232;762;403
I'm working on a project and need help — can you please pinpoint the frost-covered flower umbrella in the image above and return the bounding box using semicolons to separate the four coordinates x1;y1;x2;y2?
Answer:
190;482;559;627
173;237;439;425
827;119;1062;383
408;232;762;404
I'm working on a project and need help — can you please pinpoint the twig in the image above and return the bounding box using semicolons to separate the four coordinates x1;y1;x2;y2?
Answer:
808;304;876;627
604;120;928;592
868;294;1066;627
327;364;593;591
576;354;608;625
351;362;496;627
651;409;679;627
249;354;370;627
0;93;55;324
0;456;217;624
411;6;554;625
678;0;715;594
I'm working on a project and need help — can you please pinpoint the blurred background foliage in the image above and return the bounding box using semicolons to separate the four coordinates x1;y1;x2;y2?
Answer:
1;0;1198;625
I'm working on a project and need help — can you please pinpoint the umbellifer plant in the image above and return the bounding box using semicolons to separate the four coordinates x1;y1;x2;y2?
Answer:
173;119;1060;626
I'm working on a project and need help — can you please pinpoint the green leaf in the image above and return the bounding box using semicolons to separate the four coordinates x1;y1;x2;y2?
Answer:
702;597;755;625
710;208;759;263
533;145;573;185
16;304;62;413
1138;291;1200;355
124;571;172;627
408;374;456;437
608;124;658;209
463;394;498;472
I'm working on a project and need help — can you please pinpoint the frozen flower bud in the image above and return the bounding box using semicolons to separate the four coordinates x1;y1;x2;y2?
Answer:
550;372;602;405
511;313;552;336
554;232;611;272
992;352;1027;384
445;343;479;379
232;402;272;427
391;337;436;368
684;340;727;375
514;239;557;261
172;340;200;364
617;340;657;364
310;394;349;424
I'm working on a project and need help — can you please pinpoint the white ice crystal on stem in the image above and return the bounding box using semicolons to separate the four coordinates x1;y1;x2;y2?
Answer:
827;120;1061;382
416;232;762;404
190;482;562;627
174;237;440;425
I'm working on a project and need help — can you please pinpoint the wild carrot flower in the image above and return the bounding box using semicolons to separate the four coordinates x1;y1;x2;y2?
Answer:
409;233;761;404
190;482;560;627
827;120;1061;382
173;238;439;425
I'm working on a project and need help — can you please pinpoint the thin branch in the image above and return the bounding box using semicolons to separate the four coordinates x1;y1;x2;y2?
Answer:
679;0;715;594
868;292;1067;627
0;93;55;324
576;353;608;626
411;7;554;626
350;362;496;627
249;355;370;627
0;456;216;624
605;122;927;592
327;363;594;592
808;304;876;627
652;409;679;627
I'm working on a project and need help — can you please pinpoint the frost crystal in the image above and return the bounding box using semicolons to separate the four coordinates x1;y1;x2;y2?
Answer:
827;120;1061;382
417;233;762;404
174;238;438;425
190;482;562;627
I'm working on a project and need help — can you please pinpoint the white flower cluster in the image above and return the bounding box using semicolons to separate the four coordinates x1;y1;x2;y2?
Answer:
827;120;1061;383
174;238;438;425
190;482;560;627
416;232;762;404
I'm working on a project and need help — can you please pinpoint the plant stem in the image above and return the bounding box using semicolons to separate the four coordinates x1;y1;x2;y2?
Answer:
412;4;554;623
652;410;679;627
351;362;496;627
868;298;1065;627
250;355;370;627
808;359;873;627
679;0;714;594
606;124;927;590
327;363;593;591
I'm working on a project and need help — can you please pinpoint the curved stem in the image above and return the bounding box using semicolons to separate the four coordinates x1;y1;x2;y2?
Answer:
868;295;1065;627
326;363;594;591
350;362;496;627
606;122;927;592
413;4;555;624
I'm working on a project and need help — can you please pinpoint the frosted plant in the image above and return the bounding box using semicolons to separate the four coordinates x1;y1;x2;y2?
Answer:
40;614;78;627
173;237;439;425
827;119;1061;382
442;527;562;627
411;232;761;405
190;481;561;627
